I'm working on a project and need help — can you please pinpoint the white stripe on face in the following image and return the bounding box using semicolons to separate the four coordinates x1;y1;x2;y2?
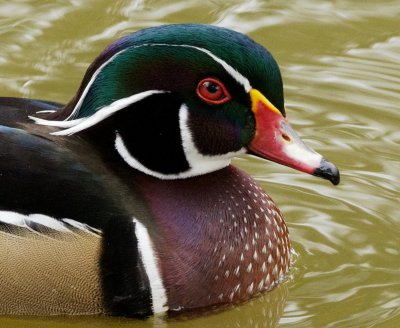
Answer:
141;43;252;92
133;218;168;314
65;48;130;120
63;42;251;121
49;90;167;136
31;42;251;134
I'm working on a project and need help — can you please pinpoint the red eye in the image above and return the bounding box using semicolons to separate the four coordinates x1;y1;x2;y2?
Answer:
196;78;231;105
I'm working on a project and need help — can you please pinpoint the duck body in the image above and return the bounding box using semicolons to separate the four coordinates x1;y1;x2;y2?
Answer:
0;24;338;317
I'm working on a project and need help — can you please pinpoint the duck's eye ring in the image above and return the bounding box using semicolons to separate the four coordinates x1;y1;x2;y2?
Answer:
196;78;231;105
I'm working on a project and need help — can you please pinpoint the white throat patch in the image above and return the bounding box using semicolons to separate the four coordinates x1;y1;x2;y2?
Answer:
114;104;244;179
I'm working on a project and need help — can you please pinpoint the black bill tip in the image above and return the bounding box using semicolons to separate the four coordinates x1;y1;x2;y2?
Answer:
313;158;340;185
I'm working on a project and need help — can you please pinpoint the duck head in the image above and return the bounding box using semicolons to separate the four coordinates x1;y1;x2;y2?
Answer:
33;24;339;184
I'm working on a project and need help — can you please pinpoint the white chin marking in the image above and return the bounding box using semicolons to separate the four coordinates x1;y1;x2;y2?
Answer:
114;132;173;179
133;218;168;314
114;104;245;179
178;104;245;176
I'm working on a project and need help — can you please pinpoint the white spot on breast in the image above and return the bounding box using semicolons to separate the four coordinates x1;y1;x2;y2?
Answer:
273;264;278;276
261;262;267;272
265;274;270;286
253;250;258;261
246;282;254;294
268;239;273;249
247;263;253;272
229;291;235;301
225;270;230;278
234;265;240;276
262;245;267;254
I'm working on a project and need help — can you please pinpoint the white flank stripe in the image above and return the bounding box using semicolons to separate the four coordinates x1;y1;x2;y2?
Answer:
50;90;166;136
0;211;69;232
62;218;102;235
0;211;99;235
133;218;168;314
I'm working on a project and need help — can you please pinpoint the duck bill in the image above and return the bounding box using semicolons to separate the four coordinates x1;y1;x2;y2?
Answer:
248;89;340;185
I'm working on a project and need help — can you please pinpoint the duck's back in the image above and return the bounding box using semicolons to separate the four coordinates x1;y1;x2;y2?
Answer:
0;98;154;316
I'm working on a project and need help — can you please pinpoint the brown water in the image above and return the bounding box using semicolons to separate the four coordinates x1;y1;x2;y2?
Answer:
0;1;399;327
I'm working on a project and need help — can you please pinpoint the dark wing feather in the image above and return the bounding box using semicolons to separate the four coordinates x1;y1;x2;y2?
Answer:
0;98;154;316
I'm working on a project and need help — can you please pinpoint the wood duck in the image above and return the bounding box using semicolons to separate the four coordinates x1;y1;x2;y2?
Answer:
0;24;339;318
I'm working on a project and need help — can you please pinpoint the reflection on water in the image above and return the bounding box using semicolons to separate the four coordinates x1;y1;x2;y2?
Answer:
0;0;399;327
2;284;289;328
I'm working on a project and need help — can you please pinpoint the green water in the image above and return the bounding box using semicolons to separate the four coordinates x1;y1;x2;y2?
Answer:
0;0;399;327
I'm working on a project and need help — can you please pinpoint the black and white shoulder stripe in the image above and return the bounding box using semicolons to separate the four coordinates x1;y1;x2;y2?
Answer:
0;211;101;237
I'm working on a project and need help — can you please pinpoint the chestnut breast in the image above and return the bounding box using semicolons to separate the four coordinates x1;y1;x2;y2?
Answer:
137;165;291;311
